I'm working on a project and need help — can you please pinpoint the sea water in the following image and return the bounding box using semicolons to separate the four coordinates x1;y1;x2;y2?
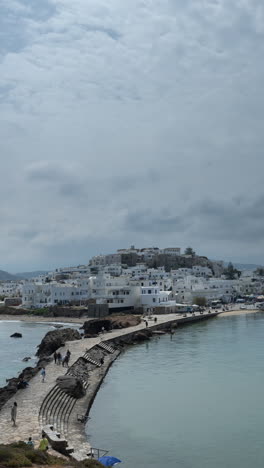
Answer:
0;320;80;386
87;312;264;468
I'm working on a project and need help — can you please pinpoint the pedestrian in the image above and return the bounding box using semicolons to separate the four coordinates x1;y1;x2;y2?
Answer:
53;351;58;364
154;317;157;323
40;367;46;383
11;402;17;427
101;326;105;334
57;352;62;365
100;357;104;365
27;437;34;448
145;321;148;327
38;433;49;451
62;355;69;368
66;349;71;363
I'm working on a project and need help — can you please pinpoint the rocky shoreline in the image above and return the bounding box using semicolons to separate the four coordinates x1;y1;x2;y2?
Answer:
0;328;82;412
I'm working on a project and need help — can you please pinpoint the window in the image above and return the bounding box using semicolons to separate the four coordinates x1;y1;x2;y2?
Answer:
148;290;152;294
153;298;156;303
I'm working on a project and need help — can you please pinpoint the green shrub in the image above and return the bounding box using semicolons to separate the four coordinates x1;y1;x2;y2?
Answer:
0;446;32;467
26;450;49;464
81;460;104;468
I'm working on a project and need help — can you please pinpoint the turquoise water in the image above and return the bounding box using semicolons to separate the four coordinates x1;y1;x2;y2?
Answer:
0;321;79;386
87;313;264;468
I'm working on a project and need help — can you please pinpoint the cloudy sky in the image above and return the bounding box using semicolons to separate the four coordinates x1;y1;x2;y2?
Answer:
1;0;264;271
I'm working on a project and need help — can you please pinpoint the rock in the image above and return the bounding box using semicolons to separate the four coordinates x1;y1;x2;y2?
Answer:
0;366;39;411
37;328;81;357
82;319;112;336
53;324;63;328
22;357;31;362
10;332;22;338
56;375;86;399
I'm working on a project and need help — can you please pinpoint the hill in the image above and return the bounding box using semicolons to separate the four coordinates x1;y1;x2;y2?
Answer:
15;270;48;279
0;270;19;281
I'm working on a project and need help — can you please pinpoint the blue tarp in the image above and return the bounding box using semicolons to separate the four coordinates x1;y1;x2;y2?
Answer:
98;456;122;466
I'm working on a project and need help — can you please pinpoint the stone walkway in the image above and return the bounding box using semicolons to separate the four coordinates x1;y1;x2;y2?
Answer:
0;312;214;448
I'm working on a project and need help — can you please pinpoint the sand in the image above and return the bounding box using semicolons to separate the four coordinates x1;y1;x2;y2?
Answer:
0;314;86;323
218;308;262;317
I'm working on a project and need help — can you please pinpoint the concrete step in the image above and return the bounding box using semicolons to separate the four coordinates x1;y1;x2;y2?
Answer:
83;354;101;367
97;342;115;354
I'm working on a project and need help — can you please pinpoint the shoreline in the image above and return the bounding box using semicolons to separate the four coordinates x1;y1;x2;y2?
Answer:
0;307;262;324
0;314;86;323
218;308;262;317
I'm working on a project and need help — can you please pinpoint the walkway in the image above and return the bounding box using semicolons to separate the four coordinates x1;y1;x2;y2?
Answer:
0;312;215;448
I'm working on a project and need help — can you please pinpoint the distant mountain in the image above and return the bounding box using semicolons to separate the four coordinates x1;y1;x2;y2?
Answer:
223;262;263;271
0;270;48;281
0;270;19;281
233;263;263;271
15;271;48;279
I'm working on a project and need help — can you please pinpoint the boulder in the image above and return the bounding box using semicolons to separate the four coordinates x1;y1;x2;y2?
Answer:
56;375;86;399
10;332;22;338
0;366;39;411
37;328;81;357
22;357;31;362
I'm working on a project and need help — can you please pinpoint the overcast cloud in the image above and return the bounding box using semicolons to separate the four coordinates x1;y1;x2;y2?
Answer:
1;0;264;271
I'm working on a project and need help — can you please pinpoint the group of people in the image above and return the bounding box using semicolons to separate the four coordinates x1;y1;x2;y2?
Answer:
26;433;49;451
53;349;71;367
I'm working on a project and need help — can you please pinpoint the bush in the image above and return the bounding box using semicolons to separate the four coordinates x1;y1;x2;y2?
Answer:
0;444;66;468
193;296;207;307
81;460;104;468
0;446;32;467
0;443;103;468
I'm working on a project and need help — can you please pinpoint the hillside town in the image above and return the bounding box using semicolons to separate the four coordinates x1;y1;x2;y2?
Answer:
1;246;264;314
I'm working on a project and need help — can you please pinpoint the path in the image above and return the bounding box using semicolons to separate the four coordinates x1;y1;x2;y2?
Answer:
0;312;214;448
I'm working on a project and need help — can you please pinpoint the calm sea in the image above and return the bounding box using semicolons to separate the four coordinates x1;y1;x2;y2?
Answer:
87;312;264;468
0;320;79;386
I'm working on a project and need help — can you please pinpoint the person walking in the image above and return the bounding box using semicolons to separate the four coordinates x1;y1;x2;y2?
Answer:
11;402;17;427
145;321;148;327
40;367;46;383
57;352;62;365
66;349;71;364
53;351;58;364
62;355;69;368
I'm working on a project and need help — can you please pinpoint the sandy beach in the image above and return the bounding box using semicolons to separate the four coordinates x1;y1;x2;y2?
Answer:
0;314;86;323
218;308;262;317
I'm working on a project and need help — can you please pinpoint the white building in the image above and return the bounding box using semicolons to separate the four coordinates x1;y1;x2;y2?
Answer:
162;247;181;255
22;282;90;308
90;273;141;312
0;282;22;297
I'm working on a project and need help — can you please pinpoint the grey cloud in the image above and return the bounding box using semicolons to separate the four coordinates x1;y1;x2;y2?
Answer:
2;0;264;269
82;24;121;40
26;163;65;183
188;195;264;242
124;210;191;234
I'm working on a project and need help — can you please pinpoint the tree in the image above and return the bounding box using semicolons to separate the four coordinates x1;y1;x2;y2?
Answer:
223;262;241;280
255;268;264;276
184;247;196;256
193;296;207;307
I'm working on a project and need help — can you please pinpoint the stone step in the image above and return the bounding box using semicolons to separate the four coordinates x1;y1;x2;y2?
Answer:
97;342;115;354
83;354;101;367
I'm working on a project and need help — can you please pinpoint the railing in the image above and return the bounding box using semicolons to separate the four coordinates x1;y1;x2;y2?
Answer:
87;447;109;459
